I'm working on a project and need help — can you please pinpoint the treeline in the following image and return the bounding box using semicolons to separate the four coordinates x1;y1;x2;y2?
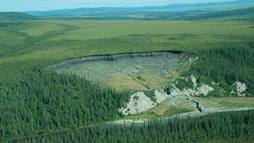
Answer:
190;43;254;95
0;68;129;140
6;110;254;143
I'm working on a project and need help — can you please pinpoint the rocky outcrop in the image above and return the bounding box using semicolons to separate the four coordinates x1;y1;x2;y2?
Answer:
168;76;214;97
232;82;247;96
119;92;157;116
119;90;170;115
154;90;169;103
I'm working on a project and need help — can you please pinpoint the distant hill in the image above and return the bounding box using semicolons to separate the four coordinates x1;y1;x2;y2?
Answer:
26;0;254;20
26;7;254;21
189;6;254;20
0;12;34;20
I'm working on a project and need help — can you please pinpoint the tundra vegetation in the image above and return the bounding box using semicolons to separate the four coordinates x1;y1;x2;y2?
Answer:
0;8;254;142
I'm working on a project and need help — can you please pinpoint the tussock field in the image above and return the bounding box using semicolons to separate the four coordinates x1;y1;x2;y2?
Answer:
1;20;254;64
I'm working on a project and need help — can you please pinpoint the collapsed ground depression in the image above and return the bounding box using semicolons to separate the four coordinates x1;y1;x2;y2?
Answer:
53;51;193;90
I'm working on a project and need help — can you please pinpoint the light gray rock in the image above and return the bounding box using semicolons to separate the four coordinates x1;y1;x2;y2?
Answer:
169;76;214;97
154;90;169;103
233;82;247;96
119;92;157;115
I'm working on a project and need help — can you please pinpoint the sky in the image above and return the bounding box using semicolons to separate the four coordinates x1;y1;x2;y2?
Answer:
0;0;232;12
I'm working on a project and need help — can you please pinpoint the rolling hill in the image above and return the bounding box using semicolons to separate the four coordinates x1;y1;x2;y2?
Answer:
0;12;34;20
26;0;254;20
190;6;254;20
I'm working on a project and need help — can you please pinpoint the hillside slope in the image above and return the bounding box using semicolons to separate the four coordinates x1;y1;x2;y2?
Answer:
26;0;254;20
190;6;254;20
0;12;34;20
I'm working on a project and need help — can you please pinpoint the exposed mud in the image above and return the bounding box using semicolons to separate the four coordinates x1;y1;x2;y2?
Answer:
53;51;187;68
53;51;193;90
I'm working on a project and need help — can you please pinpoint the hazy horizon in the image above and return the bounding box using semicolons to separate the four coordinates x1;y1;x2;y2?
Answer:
1;0;234;12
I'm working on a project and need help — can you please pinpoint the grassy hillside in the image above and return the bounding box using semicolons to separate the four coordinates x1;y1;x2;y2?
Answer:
2;20;254;58
0;12;34;20
191;7;254;20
